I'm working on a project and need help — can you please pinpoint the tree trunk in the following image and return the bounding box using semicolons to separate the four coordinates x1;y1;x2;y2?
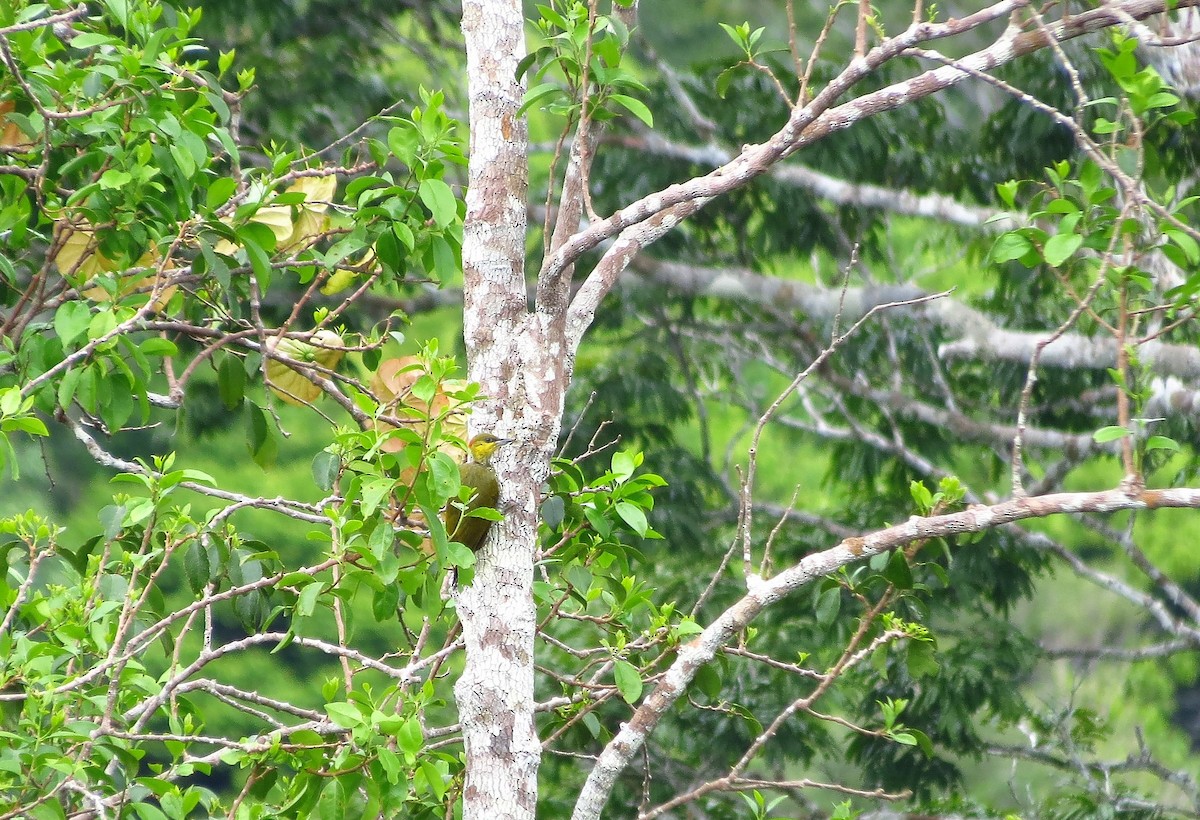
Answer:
457;2;566;817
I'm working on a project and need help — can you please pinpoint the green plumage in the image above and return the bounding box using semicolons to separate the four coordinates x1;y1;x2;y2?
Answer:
443;434;508;552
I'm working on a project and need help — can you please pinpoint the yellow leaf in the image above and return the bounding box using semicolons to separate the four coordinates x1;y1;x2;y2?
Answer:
288;206;329;250
81;263;178;312
250;204;296;244
320;268;358;296
0;100;36;152
321;246;379;295
53;220;111;278
290;174;337;204
56;218;176;311
266;330;346;406
281;176;336;250
214;175;337;254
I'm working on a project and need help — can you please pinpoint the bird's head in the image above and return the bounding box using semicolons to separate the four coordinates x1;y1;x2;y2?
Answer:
468;433;511;464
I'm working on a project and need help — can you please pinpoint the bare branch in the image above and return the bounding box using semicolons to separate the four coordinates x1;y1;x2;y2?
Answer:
572;483;1200;819
606;132;1013;229
627;258;1200;380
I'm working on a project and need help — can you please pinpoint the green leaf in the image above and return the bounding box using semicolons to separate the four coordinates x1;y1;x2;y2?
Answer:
315;778;347;820
715;66;737;99
99;504;125;540
396;717;423;757
518;82;566;115
392;221;415;251
909;728;935;756
990;232;1032;264
614;659;643;704
206;177;238;210
1093;425;1129;443
246;401;279;468
98;169;132;190
170;143;196;179
88;308;117;341
514;48;543;82
1043;232;1082;267
217;353;245;410
444;540;477;569
614;501;648;537
238;222;277;291
140;338;178;357
100;0;130;27
815;586;841;626
428;451;461;499
995;180;1019;207
566;564;592;595
906;640;939;677
1145;435;1180;452
372;230;402;277
1166;229;1200;265
367;519;396;565
418;178;457;229
584;505;612;538
296;581;323;617
324;702;363;728
55;302;92;347
718;22;743;48
1043;198;1079;215
372;584;400;622
131;803;168;820
3;416;47;437
540;495;565;530
582;711;602;738
70;32;117;48
183;540;210;595
427;235;457;282
608;94;653;127
56;367;82;410
536;4;567;28
312;450;340;491
199;240;230;290
611;449;637;480
420;759;447;801
883;550;913;590
1145;91;1180;110
909;480;933;512
0;387;21;417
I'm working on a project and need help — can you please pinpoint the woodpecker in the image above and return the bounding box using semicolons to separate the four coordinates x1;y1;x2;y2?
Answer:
444;433;511;551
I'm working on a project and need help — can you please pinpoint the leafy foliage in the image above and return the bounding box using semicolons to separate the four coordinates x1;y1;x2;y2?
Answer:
5;0;1200;818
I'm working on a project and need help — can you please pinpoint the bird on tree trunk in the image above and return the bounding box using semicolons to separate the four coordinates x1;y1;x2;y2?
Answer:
444;433;511;552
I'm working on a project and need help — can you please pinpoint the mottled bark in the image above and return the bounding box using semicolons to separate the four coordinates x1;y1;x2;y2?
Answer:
457;2;545;819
